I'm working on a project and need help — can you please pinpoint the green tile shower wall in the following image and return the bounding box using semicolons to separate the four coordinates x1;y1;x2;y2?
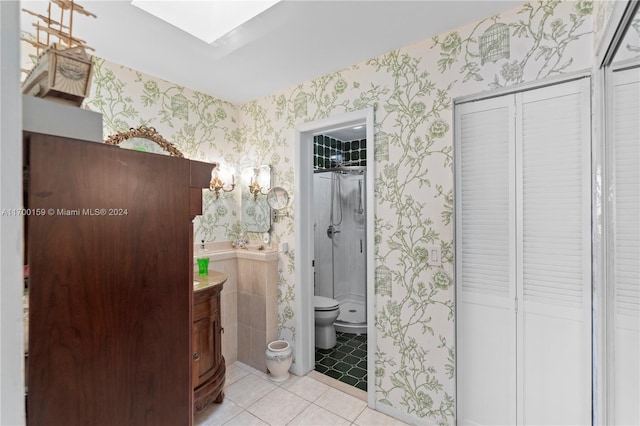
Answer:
314;135;366;169
23;1;596;423
343;139;366;165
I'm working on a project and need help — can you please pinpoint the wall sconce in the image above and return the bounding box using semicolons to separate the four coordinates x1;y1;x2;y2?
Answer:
248;166;270;200
209;163;235;199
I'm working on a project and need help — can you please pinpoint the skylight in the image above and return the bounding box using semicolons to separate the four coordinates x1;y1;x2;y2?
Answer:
131;0;280;44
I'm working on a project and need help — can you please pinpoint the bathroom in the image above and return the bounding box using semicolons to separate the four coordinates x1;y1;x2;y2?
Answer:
312;130;368;392
4;1;639;425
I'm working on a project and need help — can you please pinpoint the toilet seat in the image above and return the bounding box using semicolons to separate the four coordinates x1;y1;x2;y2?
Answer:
314;296;339;311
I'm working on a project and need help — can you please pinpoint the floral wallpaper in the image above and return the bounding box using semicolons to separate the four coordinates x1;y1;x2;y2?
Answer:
592;0;639;63
593;0;617;52
616;4;640;63
20;1;594;424
82;59;248;244
239;1;592;424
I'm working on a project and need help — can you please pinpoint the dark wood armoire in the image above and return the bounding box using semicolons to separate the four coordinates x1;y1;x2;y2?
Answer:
24;132;211;426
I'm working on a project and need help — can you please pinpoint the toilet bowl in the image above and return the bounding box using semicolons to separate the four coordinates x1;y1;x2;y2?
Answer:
314;296;340;349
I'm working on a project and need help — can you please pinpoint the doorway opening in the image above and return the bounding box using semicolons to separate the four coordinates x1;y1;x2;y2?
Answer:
293;108;375;406
313;131;367;390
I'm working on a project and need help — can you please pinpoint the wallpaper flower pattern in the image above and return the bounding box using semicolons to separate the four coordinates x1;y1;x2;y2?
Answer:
84;58;244;243
240;2;590;423
616;4;640;63
23;1;593;424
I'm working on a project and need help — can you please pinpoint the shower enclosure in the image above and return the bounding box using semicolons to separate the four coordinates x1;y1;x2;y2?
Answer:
314;166;367;334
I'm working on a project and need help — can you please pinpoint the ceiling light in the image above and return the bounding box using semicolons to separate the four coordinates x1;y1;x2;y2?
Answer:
131;0;280;44
352;125;363;130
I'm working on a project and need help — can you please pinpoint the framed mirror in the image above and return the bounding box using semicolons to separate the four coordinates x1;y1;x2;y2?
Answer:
267;187;289;210
104;126;184;157
268;187;290;223
241;165;271;232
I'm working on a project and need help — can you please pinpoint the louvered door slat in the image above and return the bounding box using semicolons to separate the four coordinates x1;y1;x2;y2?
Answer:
459;106;511;297
614;70;640;319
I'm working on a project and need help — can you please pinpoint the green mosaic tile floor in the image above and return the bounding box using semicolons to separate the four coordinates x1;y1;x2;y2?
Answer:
315;332;367;391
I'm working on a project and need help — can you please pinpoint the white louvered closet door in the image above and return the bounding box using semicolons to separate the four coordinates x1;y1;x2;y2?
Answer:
456;78;591;425
611;66;640;425
455;96;517;426
517;79;591;425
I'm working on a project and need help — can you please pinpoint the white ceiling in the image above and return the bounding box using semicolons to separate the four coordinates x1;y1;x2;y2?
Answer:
21;1;522;105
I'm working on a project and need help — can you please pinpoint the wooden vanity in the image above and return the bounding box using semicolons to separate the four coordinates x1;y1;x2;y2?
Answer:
193;271;227;415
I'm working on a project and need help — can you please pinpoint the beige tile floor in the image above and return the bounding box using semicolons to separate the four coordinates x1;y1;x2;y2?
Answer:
195;362;410;426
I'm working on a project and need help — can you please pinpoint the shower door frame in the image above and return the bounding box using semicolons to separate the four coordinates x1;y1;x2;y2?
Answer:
315;168;367;323
293;107;375;407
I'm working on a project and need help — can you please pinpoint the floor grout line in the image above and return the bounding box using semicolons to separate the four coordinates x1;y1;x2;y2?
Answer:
200;359;407;426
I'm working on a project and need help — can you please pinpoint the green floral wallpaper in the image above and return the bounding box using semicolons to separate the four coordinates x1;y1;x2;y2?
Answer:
239;1;592;424
83;58;246;244
240;1;592;424
21;1;594;424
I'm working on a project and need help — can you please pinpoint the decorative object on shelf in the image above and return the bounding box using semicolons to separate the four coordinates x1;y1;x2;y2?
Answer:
21;0;97;107
209;163;235;199
248;166;270;200
267;186;290;223
265;340;292;382
104;126;185;157
232;231;248;249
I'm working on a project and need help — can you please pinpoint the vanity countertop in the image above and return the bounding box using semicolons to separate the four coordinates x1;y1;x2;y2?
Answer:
193;270;227;292
194;241;279;262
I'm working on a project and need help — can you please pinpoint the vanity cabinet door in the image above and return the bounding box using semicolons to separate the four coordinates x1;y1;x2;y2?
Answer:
192;316;214;387
193;284;225;415
211;292;223;368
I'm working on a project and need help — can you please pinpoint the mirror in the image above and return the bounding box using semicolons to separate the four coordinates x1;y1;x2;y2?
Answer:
267;187;289;210
105;126;184;157
267;187;290;223
241;165;271;232
601;3;640;424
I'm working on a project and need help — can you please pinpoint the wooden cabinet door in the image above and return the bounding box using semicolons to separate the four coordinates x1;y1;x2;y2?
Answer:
211;296;223;369
193;288;222;388
26;133;193;426
193;316;215;387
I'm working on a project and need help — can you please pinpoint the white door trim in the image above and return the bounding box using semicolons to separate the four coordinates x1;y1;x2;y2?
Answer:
293;107;376;407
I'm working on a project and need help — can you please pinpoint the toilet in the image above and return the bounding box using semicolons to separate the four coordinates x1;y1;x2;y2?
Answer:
314;296;340;349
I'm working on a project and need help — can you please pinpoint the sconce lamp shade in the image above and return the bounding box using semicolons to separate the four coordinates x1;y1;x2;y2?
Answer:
210;163;235;199
248;166;270;200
